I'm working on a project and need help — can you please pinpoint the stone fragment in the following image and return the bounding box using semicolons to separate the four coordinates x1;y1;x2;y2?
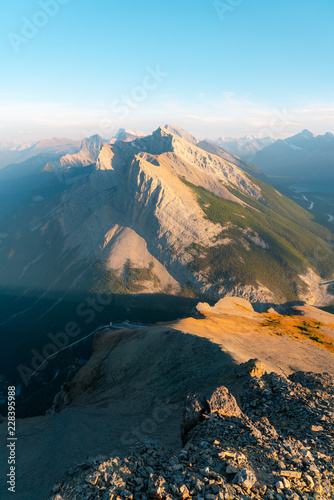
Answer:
304;474;314;488
311;425;323;432
279;470;302;479
233;468;257;489
226;465;238;474
276;481;284;490
85;472;100;485
180;484;190;500
281;477;290;488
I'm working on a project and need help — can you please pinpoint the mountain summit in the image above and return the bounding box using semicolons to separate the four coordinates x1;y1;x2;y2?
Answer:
60;134;106;168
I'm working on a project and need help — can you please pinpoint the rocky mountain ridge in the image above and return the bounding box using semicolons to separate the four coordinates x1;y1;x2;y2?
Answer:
1;296;334;499
54;126;334;303
48;301;334;499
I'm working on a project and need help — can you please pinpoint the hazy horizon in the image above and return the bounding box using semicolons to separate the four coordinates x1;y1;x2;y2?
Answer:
0;124;333;146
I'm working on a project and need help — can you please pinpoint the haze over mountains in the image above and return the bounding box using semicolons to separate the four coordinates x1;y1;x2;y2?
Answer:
251;130;334;180
0;138;81;170
212;135;275;160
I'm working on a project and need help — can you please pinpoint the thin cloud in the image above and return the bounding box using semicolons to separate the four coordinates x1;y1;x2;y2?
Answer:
1;97;334;142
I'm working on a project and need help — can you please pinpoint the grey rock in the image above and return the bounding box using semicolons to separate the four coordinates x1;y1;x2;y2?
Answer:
233;468;257;489
208;386;242;417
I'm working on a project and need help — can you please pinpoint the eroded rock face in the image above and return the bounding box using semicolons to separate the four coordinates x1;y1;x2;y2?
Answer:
47;382;72;414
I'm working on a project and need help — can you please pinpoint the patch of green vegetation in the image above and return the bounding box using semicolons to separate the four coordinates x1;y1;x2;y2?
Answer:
263;317;282;328
261;317;285;336
296;321;329;346
180;282;199;298
298;329;325;344
92;259;161;294
163;283;173;294
181;178;334;299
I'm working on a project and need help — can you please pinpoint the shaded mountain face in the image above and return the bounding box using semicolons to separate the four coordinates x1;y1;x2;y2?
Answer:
251;130;334;180
213;135;274;160
1;125;333;311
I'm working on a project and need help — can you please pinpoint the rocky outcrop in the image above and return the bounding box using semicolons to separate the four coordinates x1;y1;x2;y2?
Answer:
181;387;241;444
180;394;209;444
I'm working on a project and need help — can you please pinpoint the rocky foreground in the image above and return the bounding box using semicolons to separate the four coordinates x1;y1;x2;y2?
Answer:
49;369;334;500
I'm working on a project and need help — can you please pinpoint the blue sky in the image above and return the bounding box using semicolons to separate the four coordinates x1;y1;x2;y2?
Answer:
0;0;334;141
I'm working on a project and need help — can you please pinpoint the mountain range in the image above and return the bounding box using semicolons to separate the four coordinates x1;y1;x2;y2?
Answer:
251;129;334;180
1;125;334;308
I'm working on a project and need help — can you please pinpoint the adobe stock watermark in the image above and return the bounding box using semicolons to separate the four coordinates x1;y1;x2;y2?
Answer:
17;292;114;386
258;107;296;139
81;64;169;139
8;0;71;54
213;0;243;21
120;398;175;445
110;65;169;121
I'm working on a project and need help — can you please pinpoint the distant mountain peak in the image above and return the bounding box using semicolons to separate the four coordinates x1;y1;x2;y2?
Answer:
213;135;275;159
111;128;145;143
164;124;198;145
83;134;104;145
298;129;314;139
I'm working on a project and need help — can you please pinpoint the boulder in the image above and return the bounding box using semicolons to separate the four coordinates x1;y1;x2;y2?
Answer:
208;386;242;417
233;468;257;489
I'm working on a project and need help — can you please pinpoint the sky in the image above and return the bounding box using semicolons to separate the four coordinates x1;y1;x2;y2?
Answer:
0;0;334;142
